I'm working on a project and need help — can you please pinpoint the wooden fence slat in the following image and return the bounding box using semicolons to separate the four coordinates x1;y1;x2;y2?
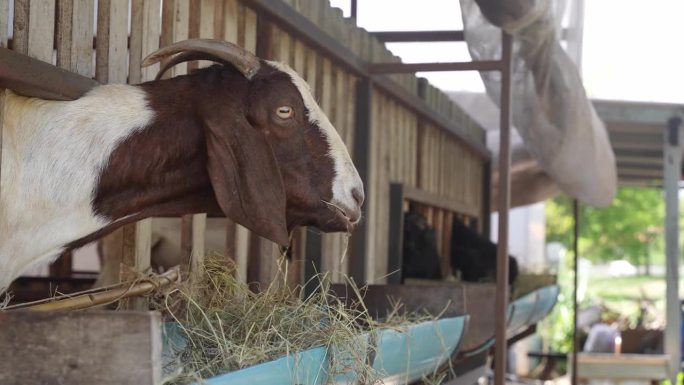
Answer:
0;0;7;48
12;0;29;54
70;0;94;77
161;0;190;77
24;7;48;62
213;0;224;38
235;224;249;283
243;7;257;53
223;0;238;43
56;0;73;70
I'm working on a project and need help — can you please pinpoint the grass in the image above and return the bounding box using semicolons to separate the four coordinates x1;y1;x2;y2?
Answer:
584;273;684;328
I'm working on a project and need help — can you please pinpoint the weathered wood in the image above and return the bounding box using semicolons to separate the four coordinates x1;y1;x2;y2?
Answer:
0;46;98;100
0;311;162;385
191;213;207;282
161;0;190;77
95;0;128;84
223;0;238;43
26;0;55;63
12;0;29;53
56;0;74;70
0;0;8;48
70;0;94;77
235;224;250;283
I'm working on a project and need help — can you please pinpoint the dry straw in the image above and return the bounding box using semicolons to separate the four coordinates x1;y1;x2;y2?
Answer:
156;256;390;384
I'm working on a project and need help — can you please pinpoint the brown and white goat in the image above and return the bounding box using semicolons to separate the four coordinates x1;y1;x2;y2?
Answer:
0;39;364;293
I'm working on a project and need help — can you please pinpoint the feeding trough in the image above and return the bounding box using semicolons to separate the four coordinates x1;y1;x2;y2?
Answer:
162;316;467;385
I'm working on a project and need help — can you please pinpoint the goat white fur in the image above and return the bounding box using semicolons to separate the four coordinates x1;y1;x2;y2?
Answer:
0;86;153;292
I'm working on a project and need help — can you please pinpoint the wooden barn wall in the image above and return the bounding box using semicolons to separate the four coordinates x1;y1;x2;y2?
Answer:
0;0;486;288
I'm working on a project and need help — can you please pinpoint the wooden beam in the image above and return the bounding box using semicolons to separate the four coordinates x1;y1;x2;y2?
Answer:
0;311;162;385
368;60;502;74
349;76;372;284
371;30;465;42
0;46;97;100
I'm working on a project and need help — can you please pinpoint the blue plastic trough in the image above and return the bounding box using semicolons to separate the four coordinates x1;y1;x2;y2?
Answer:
370;316;468;385
163;315;468;385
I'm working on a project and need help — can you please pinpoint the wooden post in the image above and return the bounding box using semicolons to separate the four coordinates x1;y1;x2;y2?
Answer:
572;199;580;385
349;76;372;284
120;0;161;310
664;116;682;385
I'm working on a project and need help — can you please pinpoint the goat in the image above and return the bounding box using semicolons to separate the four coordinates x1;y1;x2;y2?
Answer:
0;39;364;293
450;217;518;285
402;210;442;280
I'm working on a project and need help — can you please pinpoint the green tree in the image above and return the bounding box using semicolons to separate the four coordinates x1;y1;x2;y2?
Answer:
546;188;665;271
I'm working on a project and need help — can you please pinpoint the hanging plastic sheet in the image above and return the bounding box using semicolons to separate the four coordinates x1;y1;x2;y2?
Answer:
460;0;616;207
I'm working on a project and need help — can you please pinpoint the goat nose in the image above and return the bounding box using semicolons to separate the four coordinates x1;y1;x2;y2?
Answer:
352;187;364;207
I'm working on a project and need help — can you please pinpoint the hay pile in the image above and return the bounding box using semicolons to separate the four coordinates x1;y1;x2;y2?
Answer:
156;257;394;384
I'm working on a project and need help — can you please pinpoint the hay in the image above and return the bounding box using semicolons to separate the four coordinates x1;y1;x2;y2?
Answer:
155;257;388;384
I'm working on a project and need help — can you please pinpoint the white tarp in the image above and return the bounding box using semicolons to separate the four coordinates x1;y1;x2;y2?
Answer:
460;0;617;208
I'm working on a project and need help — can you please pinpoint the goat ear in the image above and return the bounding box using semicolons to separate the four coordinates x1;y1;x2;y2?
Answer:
202;108;290;246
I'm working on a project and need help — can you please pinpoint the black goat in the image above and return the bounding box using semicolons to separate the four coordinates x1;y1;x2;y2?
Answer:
450;218;518;284
402;210;442;280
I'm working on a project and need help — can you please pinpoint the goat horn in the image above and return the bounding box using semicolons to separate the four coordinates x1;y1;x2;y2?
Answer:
142;39;260;79
153;51;228;81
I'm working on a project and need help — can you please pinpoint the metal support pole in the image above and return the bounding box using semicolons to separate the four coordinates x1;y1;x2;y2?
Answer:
494;31;514;385
572;200;580;385
664;116;682;384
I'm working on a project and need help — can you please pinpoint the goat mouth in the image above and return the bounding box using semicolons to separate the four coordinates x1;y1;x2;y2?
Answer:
321;200;360;232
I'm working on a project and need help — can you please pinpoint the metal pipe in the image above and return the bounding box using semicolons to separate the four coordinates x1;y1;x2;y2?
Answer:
494;31;513;385
572;199;580;385
664;116;682;384
368;60;502;74
371;30;465;42
350;0;357;20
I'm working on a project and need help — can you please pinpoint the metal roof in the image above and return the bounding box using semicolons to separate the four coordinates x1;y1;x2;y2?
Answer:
593;100;684;188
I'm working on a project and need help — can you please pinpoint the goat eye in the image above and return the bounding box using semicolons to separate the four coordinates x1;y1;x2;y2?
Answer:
276;106;293;119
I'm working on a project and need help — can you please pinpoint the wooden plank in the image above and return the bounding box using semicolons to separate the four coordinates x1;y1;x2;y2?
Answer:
95;0;128;84
12;0;30;54
224;219;236;260
365;87;380;281
121;0;161;309
213;0;224;38
161;0;190;77
191;213;207;281
141;0;161;81
27;0;55;63
386;183;405;284
243;7;257;53
70;0;94;77
403;184;480;218
234;224;250;283
56;0;74;70
223;0;238;43
0;0;7;48
0;311;162;385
